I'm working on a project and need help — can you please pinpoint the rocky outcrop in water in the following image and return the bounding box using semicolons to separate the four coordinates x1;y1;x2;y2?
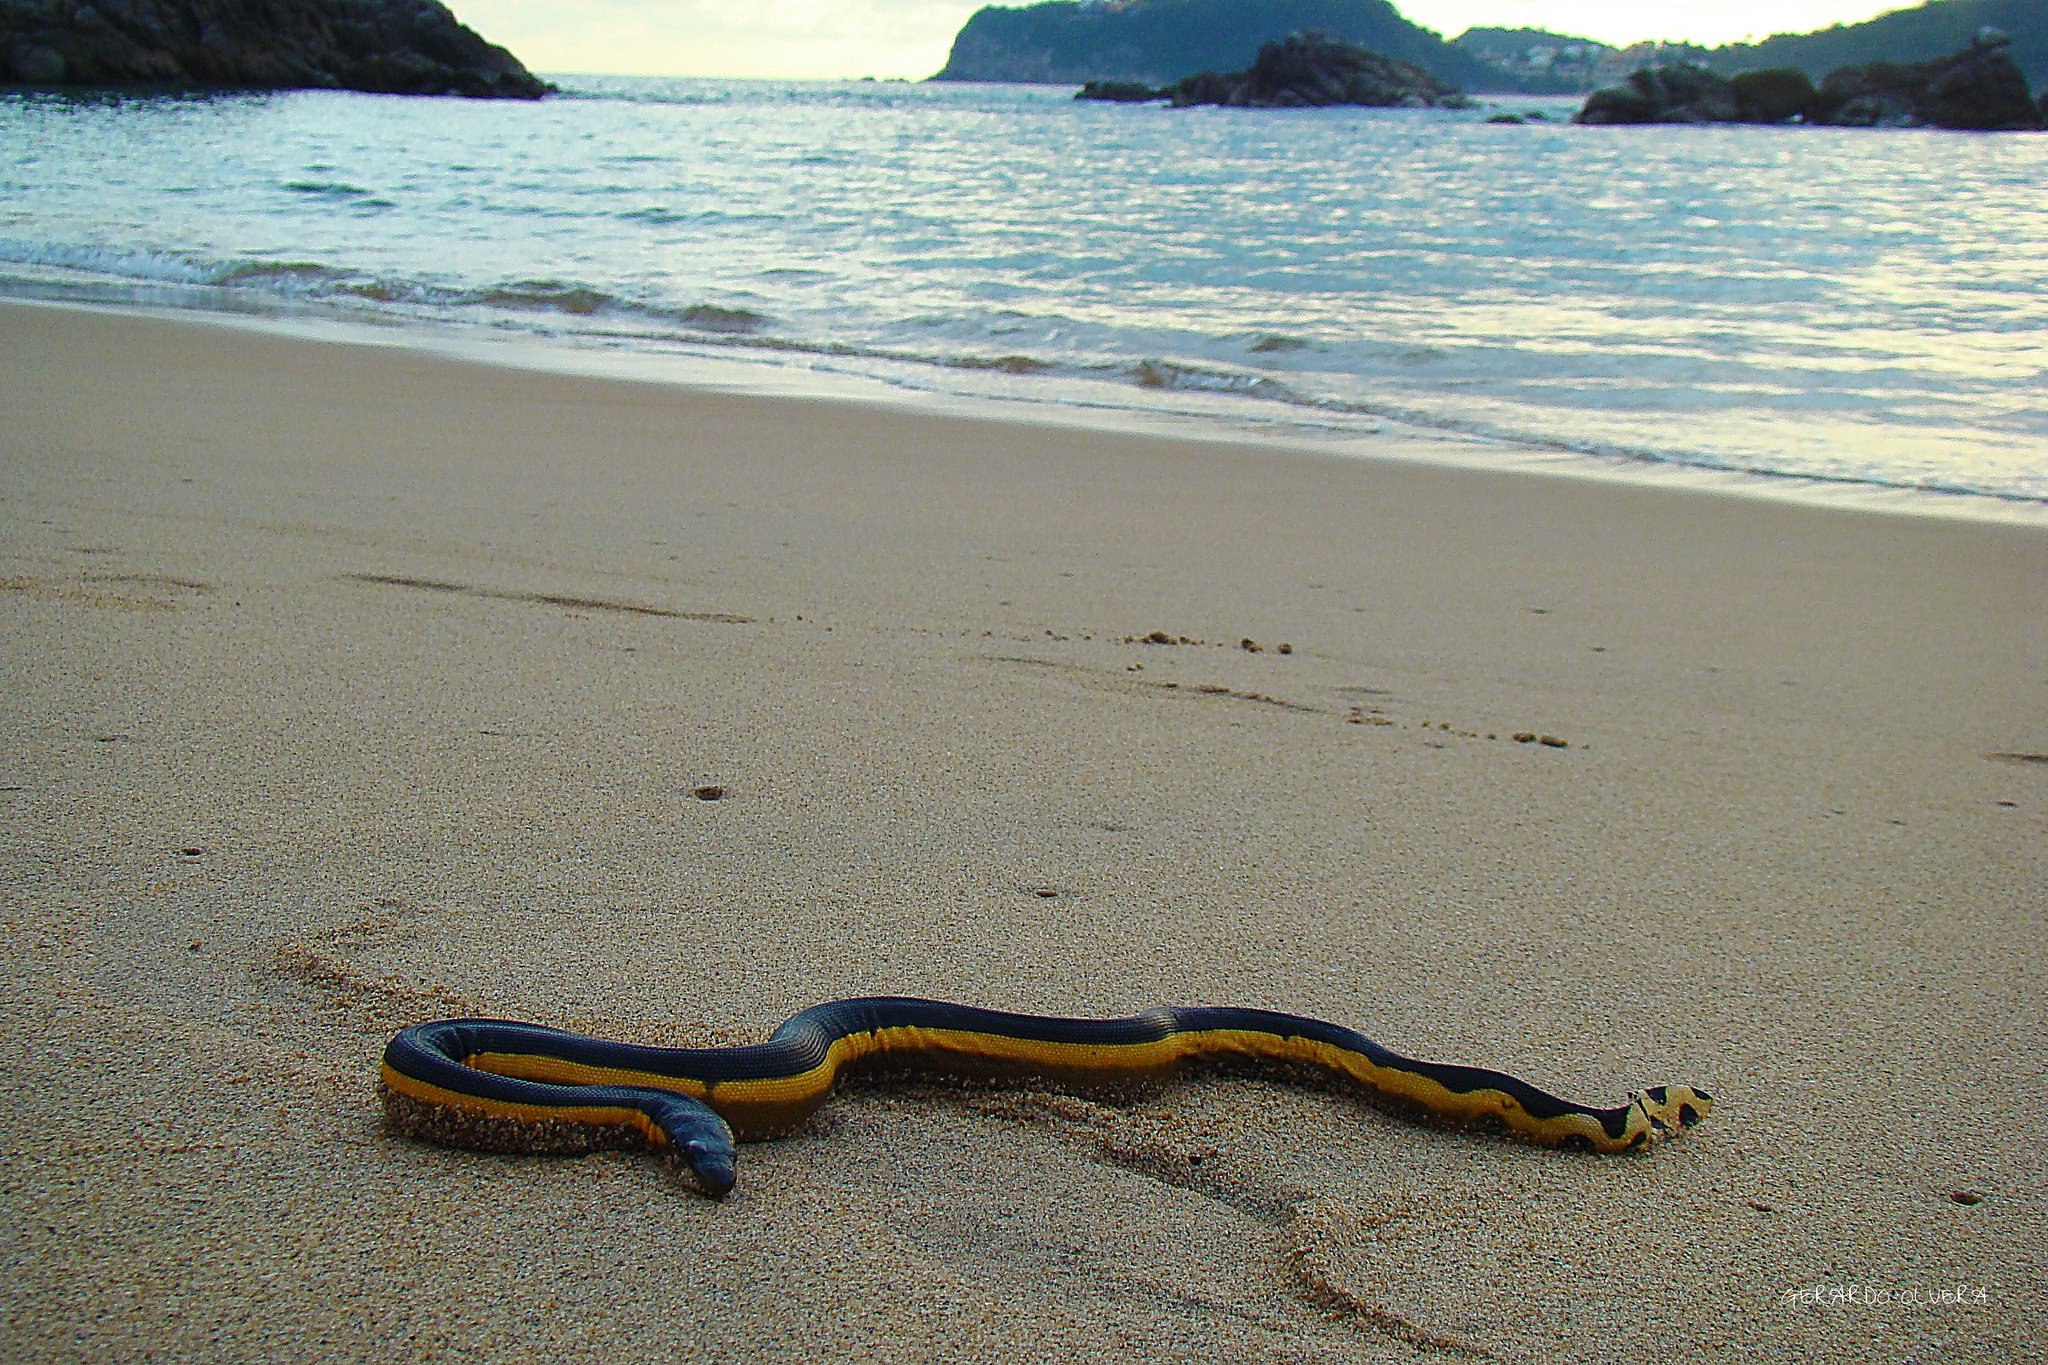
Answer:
1813;31;2041;128
1726;67;1821;124
1574;31;2043;130
1074;79;1160;103
1574;62;1736;123
1;0;550;97
1078;31;1469;109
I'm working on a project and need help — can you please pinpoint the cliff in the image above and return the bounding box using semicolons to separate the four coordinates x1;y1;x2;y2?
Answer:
1455;0;2045;94
1;0;550;97
933;0;1494;90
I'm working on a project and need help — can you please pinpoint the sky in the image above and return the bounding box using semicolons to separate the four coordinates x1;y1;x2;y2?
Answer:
451;0;1926;81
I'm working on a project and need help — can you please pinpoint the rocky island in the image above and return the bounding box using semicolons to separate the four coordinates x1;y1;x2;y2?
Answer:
1;0;550;97
939;0;1489;90
1575;30;2044;130
1078;31;1469;108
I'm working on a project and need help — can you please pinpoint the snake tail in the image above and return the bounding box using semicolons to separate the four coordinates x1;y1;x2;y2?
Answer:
380;998;1712;1197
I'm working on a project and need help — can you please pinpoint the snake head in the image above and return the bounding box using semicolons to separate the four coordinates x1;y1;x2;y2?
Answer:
677;1140;738;1199
647;1094;740;1198
1631;1085;1713;1141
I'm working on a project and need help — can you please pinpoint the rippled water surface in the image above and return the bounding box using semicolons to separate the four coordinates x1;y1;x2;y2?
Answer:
5;77;2045;507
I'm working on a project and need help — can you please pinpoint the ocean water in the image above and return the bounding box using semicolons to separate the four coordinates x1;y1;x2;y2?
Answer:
4;76;2045;513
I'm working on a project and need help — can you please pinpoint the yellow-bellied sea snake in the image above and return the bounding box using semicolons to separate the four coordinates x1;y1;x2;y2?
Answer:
381;998;1711;1196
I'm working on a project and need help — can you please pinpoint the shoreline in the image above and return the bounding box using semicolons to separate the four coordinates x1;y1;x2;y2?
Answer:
3;299;2043;1360
4;287;2042;528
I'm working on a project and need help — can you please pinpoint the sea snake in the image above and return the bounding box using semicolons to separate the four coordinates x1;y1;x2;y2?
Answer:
380;997;1711;1196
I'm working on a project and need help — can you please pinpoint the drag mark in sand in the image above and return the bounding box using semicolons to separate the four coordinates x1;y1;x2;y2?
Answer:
961;1090;1490;1356
984;654;1326;716
86;572;217;593
342;572;751;623
0;572;216;612
981;639;1585;753
273;904;483;1034
1156;680;1324;714
1286;1197;1495;1359
1987;752;2048;765
984;654;1095;674
986;653;1584;747
964;1089;1297;1225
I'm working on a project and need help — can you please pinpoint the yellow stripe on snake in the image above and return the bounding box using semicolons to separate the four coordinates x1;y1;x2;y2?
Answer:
382;997;1711;1196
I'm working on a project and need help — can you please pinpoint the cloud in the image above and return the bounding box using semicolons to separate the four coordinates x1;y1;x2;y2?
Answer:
453;0;988;79
1397;0;1918;48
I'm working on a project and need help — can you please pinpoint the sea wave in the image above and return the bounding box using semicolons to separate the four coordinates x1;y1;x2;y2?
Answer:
0;239;222;286
281;179;392;207
0;239;775;339
476;280;617;316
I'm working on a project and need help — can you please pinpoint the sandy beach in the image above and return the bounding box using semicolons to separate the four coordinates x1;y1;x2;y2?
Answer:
2;297;2042;1361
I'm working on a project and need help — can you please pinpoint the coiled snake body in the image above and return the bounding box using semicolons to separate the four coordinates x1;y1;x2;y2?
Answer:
381;997;1711;1196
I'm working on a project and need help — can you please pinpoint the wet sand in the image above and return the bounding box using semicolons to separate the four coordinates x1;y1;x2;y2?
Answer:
2;298;2043;1361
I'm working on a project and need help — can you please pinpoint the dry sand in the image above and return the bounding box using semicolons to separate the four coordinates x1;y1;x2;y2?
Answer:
2;298;2043;1362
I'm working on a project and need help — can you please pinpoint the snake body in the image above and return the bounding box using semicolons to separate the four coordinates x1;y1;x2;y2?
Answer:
380;997;1711;1196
